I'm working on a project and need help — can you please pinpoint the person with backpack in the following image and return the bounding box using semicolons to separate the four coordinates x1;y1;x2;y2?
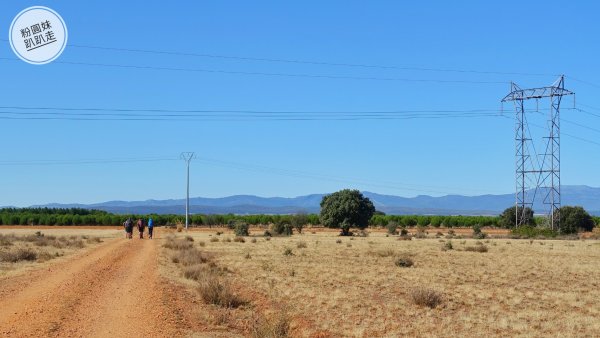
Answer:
137;218;145;239
124;218;133;239
148;218;154;239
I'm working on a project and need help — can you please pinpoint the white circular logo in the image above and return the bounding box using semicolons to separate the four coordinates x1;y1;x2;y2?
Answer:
9;6;68;65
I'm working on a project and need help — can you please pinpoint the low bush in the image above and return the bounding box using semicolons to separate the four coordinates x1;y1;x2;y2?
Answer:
411;288;443;308
464;244;488;253
283;248;294;256
472;225;487;239
386;221;399;235
414;231;427;239
296;241;307;249
163;237;194;250
233;221;250;236
251;310;291;338
197;275;245;308
172;248;209;266
511;226;558;239
271;222;293;236
0;234;16;246
86;237;103;244
233;236;246;243
209;237;219;242
442;241;453;251
375;249;395;257
37;251;56;262
0;248;38;263
395;256;414;267
356;229;369;237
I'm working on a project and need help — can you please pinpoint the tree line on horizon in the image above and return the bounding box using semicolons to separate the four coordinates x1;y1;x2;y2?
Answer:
1;206;597;232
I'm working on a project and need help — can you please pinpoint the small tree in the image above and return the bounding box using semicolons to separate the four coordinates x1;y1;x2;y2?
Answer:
559;206;595;234
271;221;293;236
319;189;375;236
386;221;399;235
290;213;308;234
233;221;249;236
498;206;535;228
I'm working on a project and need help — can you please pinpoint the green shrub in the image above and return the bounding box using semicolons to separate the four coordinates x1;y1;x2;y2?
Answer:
386;221;399;235
559;206;595;234
511;226;558;238
233;221;250;236
472;225;487;239
271;222;293;236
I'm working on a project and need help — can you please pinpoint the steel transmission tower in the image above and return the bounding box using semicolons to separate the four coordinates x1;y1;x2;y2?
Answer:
501;75;574;231
180;152;195;230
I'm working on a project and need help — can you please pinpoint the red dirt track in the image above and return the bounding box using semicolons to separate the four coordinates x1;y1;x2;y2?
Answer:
0;235;191;337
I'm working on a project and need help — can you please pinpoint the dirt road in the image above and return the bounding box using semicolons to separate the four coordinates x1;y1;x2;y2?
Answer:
0;235;188;337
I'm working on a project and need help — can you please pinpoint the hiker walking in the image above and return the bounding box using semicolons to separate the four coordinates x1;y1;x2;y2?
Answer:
137;218;145;239
124;218;133;239
148;218;154;239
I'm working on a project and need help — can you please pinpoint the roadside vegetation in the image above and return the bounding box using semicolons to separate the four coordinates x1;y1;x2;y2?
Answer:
0;231;102;264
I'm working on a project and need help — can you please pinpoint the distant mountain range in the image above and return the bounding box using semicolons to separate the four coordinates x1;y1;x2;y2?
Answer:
28;185;600;216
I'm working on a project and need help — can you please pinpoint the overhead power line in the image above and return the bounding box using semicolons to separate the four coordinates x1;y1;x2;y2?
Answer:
0;37;557;78
66;42;557;77
0;157;178;166
0;154;490;195
566;76;600;89
0;110;505;121
0;57;508;84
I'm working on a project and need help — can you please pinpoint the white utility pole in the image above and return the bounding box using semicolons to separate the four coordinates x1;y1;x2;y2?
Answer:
180;152;195;230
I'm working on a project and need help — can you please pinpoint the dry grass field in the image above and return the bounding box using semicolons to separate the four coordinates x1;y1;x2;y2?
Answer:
1;226;599;337
0;228;111;278
163;228;600;337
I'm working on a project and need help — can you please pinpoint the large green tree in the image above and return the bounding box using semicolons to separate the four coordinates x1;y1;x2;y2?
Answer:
559;206;595;234
498;206;535;228
319;189;375;236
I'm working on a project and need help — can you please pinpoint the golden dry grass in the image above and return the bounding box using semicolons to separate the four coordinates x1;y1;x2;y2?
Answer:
171;229;600;337
0;229;114;277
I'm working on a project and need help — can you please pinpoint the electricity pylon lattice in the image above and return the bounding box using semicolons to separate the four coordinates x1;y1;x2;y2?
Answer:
501;75;574;231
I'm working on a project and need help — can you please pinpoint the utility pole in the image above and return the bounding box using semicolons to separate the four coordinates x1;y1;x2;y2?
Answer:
180;152;195;230
501;76;574;231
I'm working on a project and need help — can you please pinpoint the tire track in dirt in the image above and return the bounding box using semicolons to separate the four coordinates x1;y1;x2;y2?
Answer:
0;236;186;337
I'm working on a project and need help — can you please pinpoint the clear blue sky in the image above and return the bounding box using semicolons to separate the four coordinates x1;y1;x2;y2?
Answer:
1;1;599;207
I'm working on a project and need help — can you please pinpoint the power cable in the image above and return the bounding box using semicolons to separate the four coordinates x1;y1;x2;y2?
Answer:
0;37;557;77
0;57;508;84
